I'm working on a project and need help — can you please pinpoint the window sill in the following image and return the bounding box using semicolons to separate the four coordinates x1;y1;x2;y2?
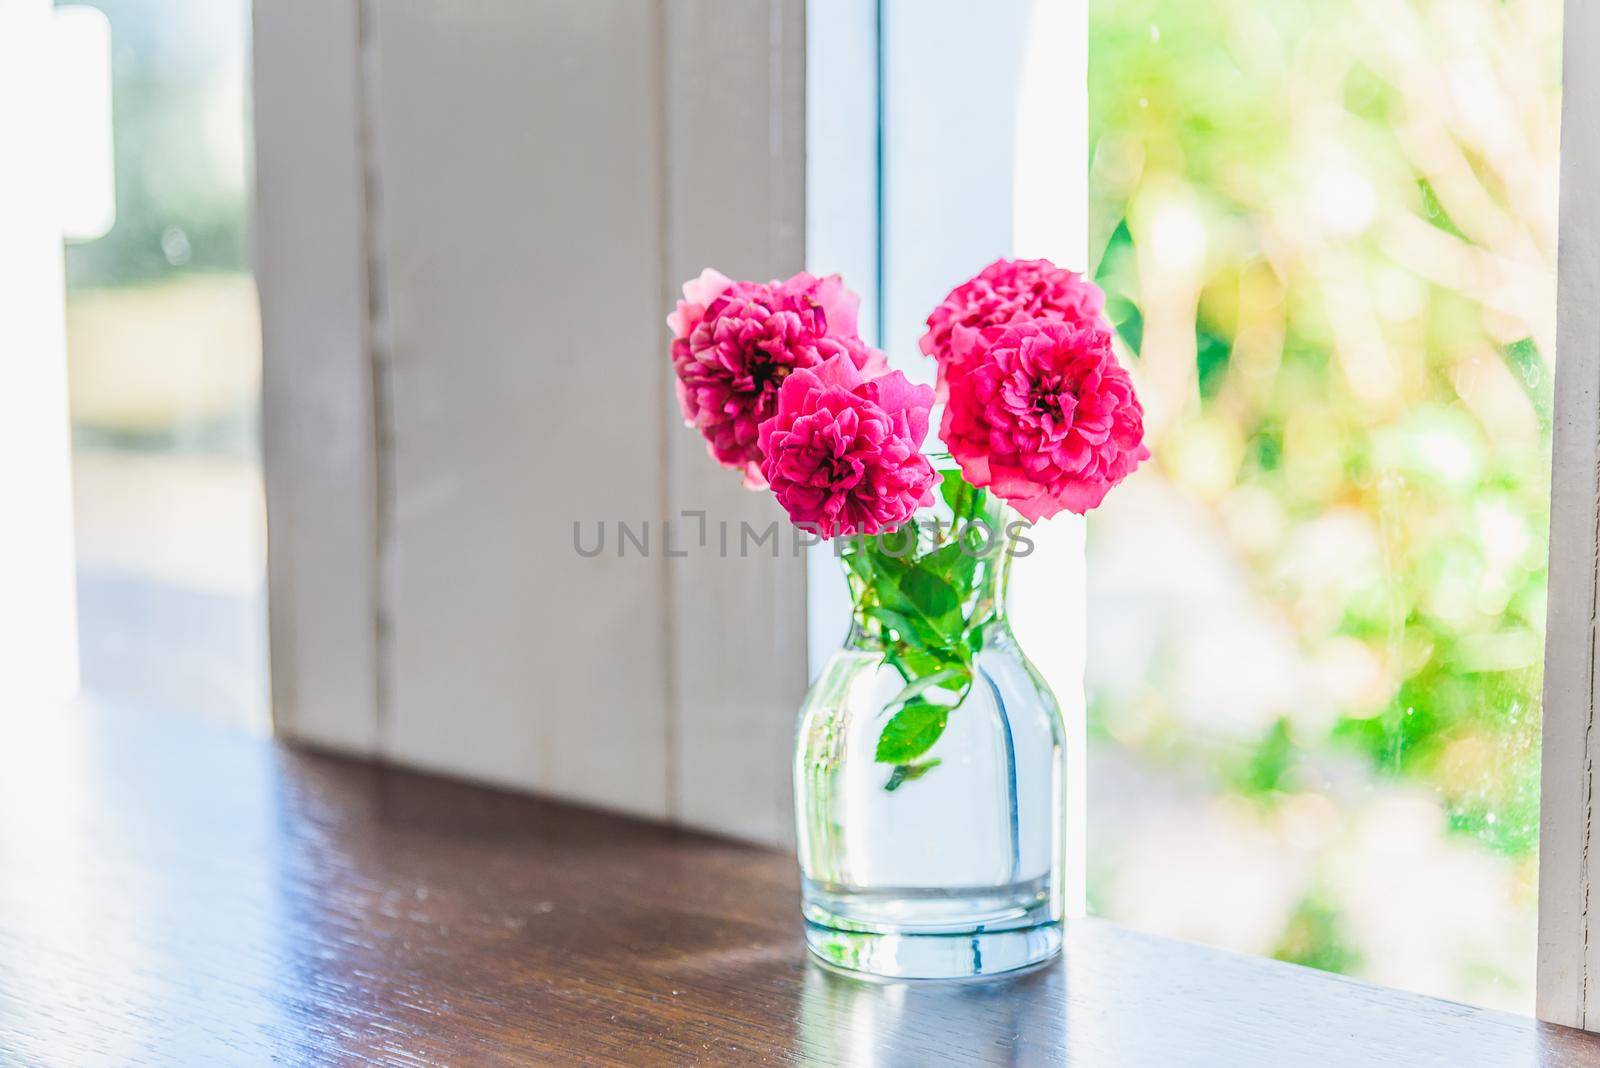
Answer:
1;703;1592;1066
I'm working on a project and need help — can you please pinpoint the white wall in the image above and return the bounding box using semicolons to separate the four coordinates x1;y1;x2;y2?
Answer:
256;0;807;844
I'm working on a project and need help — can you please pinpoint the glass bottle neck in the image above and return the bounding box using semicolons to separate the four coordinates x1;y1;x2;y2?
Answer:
834;487;1020;654
842;545;1014;651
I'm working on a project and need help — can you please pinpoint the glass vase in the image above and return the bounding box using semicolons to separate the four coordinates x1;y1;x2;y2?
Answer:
794;466;1068;979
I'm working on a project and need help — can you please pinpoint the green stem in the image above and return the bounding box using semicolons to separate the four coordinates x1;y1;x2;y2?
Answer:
840;467;1010;790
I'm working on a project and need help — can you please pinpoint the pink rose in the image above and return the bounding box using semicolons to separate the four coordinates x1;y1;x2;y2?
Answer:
757;354;937;539
921;258;1107;391
941;319;1148;521
668;269;887;487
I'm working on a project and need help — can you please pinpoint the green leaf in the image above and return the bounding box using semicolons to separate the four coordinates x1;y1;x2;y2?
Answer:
1095;218;1143;358
1106;295;1143;357
921;539;979;592
1499;337;1552;431
868;568;962;650
858;540;909;590
939;473;979;523
874;519;921;562
885;759;941;792
863;606;934;650
899;566;959;621
875;699;949;764
1094;217;1135;283
1196;321;1230;399
1237;717;1295;796
966;625;987;657
859;533;983;669
883;665;969;712
1417;177;1466;239
841;544;875;584
896;646;965;680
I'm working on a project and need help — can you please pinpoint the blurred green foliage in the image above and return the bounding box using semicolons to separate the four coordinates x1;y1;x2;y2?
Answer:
1088;0;1558;980
1273;891;1364;974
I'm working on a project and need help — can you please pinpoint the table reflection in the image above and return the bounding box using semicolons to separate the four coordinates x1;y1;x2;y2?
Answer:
797;957;1066;1066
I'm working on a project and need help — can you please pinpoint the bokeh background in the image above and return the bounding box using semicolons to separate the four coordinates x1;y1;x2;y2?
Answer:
1082;0;1559;1010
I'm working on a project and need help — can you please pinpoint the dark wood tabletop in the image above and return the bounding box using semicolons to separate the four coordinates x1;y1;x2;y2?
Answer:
0;704;1596;1066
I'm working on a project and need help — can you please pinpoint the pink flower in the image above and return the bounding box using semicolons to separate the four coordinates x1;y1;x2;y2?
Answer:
921;258;1107;391
758;354;937;539
669;269;887;487
941;320;1148;521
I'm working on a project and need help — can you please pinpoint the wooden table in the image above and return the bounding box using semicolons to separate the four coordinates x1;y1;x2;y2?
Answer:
1;705;1596;1066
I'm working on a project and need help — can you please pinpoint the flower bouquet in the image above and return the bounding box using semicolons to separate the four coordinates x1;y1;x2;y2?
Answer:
668;258;1147;978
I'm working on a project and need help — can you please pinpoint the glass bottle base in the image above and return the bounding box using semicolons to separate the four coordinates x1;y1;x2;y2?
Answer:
803;919;1063;980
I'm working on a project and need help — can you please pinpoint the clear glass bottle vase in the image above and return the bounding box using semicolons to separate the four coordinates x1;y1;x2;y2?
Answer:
794;467;1068;979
